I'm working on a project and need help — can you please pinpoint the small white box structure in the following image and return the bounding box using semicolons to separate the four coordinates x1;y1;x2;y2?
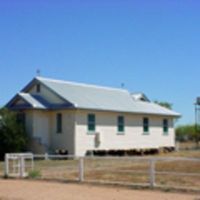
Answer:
5;153;34;178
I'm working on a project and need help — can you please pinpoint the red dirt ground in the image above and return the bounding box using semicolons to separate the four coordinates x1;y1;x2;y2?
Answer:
0;180;199;200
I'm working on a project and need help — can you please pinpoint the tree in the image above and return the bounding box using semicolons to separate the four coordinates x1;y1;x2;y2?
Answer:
154;101;173;110
0;108;27;160
192;125;200;147
175;124;200;147
176;124;195;141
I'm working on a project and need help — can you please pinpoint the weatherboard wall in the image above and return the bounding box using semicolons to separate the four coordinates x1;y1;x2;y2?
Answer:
49;110;76;155
25;110;76;154
32;110;50;146
75;110;175;156
23;109;175;155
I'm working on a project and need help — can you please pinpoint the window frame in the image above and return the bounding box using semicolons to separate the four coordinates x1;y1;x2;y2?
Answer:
163;119;169;135
87;114;96;133
117;116;125;134
16;112;26;128
143;117;149;134
36;84;41;93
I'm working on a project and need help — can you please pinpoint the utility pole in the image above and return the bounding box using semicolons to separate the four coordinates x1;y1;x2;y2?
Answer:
195;98;200;128
194;97;200;147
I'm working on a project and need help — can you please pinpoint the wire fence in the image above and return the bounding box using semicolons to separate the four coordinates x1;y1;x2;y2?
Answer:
3;153;200;191
176;141;200;151
33;154;79;181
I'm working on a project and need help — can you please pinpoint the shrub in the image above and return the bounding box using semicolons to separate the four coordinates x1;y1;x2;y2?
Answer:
28;170;41;179
0;108;27;160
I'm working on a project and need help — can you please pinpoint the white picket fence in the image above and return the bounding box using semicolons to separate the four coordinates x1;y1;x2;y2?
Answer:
4;153;200;191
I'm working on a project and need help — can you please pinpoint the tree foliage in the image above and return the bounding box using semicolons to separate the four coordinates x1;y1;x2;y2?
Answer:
176;124;195;141
154;101;173;110
0;108;27;160
175;124;200;146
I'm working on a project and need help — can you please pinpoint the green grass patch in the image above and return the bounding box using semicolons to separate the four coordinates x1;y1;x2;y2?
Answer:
0;162;4;177
28;170;41;179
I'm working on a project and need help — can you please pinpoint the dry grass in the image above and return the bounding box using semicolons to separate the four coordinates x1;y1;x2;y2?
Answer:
33;159;79;180
158;149;200;158
1;150;200;191
177;141;199;150
30;150;200;190
0;162;4;177
83;157;200;189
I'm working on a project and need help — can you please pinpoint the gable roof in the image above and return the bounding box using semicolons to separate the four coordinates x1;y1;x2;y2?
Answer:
19;93;47;109
7;76;181;117
6;93;47;110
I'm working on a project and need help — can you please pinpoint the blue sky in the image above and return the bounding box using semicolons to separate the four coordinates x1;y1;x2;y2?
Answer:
0;0;200;125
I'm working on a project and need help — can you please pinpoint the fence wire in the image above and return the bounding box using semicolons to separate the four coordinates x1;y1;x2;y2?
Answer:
33;155;79;181
4;154;200;191
83;157;150;186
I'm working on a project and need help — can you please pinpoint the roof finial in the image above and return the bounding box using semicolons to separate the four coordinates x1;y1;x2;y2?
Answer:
36;69;41;77
121;82;125;88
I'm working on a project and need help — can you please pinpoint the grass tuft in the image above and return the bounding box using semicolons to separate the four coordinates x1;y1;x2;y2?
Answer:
28;170;41;179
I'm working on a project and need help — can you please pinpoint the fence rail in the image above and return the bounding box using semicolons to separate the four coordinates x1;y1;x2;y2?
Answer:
4;153;200;191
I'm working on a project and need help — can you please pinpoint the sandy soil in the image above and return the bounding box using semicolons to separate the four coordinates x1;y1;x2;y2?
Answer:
0;180;199;200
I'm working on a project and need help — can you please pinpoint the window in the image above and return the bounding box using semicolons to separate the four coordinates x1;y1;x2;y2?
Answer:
117;116;124;133
16;112;26;128
143;118;149;134
163;119;169;134
36;84;40;93
56;113;62;133
88;114;95;132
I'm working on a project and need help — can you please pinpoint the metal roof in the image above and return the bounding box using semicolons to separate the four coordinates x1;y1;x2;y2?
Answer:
19;93;47;109
32;77;180;117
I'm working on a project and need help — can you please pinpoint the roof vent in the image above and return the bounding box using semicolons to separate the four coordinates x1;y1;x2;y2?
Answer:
131;93;150;102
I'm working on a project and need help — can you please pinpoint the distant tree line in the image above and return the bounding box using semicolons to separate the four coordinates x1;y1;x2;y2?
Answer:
175;124;200;147
154;100;173;110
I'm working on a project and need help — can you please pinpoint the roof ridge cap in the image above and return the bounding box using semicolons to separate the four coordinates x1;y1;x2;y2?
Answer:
18;92;28;96
36;76;128;93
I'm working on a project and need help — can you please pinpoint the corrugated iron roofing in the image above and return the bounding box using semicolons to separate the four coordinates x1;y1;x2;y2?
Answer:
19;93;46;109
34;77;180;117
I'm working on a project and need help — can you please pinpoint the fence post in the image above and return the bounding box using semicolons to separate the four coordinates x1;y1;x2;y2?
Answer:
4;154;9;177
45;153;49;160
79;157;84;182
149;159;156;188
175;142;180;152
19;156;24;178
